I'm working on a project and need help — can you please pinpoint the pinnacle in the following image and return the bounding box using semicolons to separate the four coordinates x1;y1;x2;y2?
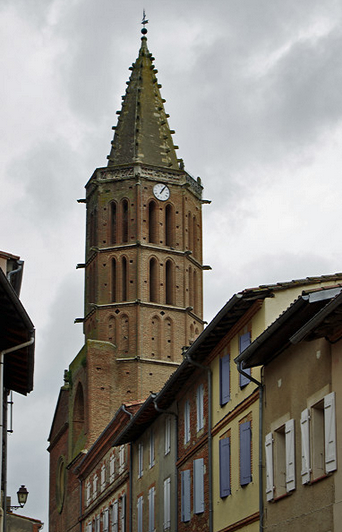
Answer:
107;36;180;170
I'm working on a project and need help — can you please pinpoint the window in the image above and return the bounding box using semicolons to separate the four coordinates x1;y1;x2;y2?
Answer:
165;417;171;455
148;201;158;243
165;260;174;305
138;443;144;478
101;462;106;492
181;470;191;522
111;500;118;532
95;515;100;532
301;392;337;484
86;480;91;506
103;508;109;532
149;431;155;468
220;354;230;406
109;453;115;482
93;474;98;500
111;259;117;302
149;258;159;303
165;204;174;247
137;496;143;532
120;494;126;532
86;521;92;532
148;487;155;532
193;458;204;514
196;384;204;431
219;436;231;498
164;477;171;530
184;400;190;444
265;419;295;501
122;199;129;243
239;332;251;388
240;420;252;486
110;201;117;244
119;445;125;474
121;257;127;301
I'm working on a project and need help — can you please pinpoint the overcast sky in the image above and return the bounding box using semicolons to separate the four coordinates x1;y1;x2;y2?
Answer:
1;0;342;526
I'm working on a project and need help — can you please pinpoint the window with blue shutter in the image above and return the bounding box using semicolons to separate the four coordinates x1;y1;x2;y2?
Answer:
219;437;231;497
240;420;252;486
220;355;230;405
193;458;204;514
181;470;191;522
239;332;251;388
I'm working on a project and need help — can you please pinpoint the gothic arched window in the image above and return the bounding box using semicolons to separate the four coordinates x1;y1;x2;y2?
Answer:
149;258;159;303
111;258;117;302
108;315;116;344
165;259;174;305
151;316;161;357
110;202;117;245
122;199;129;243
164;317;173;360
120;314;129;354
73;382;85;449
121;257;128;301
165;204;174;247
148;201;158;244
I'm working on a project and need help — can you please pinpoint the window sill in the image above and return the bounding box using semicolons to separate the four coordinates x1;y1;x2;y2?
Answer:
310;473;330;485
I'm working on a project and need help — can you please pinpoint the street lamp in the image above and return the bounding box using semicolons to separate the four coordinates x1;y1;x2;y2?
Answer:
9;485;29;511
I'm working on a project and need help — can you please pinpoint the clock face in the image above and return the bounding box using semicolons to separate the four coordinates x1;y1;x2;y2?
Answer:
153;183;170;201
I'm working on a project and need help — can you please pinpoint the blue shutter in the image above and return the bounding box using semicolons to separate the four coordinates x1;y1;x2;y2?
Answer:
239;332;251;388
181;470;191;522
219;437;231;497
193;458;204;514
220;355;230;405
240;421;252;485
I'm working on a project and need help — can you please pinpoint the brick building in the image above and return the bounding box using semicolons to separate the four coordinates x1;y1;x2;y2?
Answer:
48;23;206;532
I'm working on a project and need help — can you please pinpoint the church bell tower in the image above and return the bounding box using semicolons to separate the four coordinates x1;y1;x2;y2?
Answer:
81;25;205;433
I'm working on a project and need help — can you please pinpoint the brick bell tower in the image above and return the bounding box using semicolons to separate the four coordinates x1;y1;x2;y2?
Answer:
80;23;205;439
49;26;206;530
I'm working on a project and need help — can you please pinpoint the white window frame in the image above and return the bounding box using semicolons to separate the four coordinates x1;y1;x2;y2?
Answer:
196;384;204;432
163;477;171;530
138;442;144;478
184;400;190;444
165;416;171;455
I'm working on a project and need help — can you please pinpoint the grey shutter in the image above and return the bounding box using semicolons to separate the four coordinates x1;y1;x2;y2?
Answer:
265;432;274;501
193;458;204;513
239;332;251;388
219;437;231;497
300;408;311;484
181;470;191;522
148;487;154;532
121;494;126;532
240;421;252;485
163;478;171;529
324;392;337;473
220;355;230;405
285;419;296;492
196;385;204;431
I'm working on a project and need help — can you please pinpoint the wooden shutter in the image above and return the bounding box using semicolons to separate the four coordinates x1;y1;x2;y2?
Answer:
285;419;296;492
193;458;204;514
220;355;230;406
164;477;171;529
181;470;191;522
239;332;251;388
196;384;204;431
324;392;337;473
219;437;231;497
240;420;252;485
265;432;274;501
301;408;311;484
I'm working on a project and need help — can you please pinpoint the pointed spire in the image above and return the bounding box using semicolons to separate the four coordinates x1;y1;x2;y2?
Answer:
107;21;179;170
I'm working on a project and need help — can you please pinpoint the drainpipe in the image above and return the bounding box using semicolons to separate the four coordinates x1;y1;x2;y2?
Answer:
153;400;178;532
0;336;35;532
121;406;133;532
236;362;264;532
184;354;213;532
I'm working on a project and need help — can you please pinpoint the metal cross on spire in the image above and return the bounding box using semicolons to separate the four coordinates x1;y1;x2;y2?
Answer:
141;9;148;35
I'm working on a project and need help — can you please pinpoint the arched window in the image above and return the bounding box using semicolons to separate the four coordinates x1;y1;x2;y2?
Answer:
165;260;174;305
111;258;117;302
188;210;192;251
73;382;85;448
108;315;116;344
165;204;174;247
193;269;198;314
148;201;158;244
149;258;159;303
192;215;197;258
189;266;193;309
151;316;161;357
164;318;173;360
122;199;129;243
120;314;129;354
110;202;117;245
122;257;128;301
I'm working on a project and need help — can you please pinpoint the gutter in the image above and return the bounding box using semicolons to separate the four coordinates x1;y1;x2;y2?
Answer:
184;352;213;532
236;362;264;532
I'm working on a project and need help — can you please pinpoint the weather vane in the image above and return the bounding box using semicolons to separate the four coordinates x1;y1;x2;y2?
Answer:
141;9;148;35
